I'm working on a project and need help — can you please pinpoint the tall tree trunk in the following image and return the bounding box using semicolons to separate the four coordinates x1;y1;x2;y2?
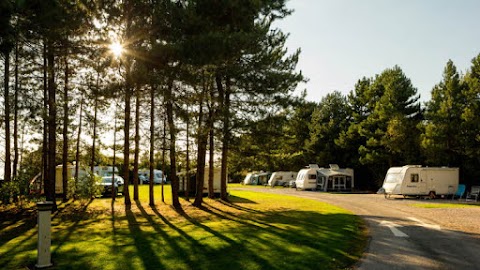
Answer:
112;104;117;200
161;106;166;203
62;52;69;202
13;40;19;181
123;0;133;210
124;61;132;210
166;80;180;209
208;128;214;198
3;49;11;183
218;74;230;201
47;40;57;211
208;82;216;199
91;93;98;174
74;98;84;193
193;81;208;207
185;108;190;201
133;85;140;201
42;42;48;195
149;83;155;206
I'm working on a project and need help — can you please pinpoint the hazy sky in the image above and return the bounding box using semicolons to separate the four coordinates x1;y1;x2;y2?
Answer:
275;0;480;103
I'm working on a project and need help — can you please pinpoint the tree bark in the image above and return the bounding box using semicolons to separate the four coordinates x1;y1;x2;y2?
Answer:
185;108;190;201
208;128;214;198
218;74;230;201
42;42;48;196
47;40;57;211
193;79;208;207
133;85;140;201
74;98;84;193
166;79;180;209
62;52;69;202
149;83;155;206
161;109;166;203
13;40;19;181
3;49;11;183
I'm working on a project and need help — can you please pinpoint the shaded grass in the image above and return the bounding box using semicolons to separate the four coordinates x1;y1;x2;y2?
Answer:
0;185;367;270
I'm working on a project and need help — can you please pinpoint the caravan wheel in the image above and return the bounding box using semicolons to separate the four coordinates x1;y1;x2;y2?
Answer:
428;191;436;199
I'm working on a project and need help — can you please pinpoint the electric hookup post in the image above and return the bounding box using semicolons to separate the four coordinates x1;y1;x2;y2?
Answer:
36;201;53;268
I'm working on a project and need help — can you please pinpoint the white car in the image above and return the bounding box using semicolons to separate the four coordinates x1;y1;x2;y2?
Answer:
99;176;125;196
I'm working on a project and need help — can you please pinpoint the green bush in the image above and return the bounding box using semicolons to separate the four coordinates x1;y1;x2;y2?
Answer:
67;177;77;199
77;172;102;199
0;181;20;204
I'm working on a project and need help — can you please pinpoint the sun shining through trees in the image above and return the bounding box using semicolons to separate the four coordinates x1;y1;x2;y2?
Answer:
109;41;124;57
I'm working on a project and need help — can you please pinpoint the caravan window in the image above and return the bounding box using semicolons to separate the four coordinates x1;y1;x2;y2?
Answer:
411;174;419;183
308;174;316;180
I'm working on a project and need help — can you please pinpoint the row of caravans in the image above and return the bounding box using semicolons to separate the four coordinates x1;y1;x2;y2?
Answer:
31;164;167;195
243;164;355;192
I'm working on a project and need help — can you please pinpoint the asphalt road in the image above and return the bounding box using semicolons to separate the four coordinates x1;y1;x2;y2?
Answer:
233;187;480;270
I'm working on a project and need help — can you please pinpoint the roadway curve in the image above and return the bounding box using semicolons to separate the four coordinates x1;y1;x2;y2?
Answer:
233;187;480;270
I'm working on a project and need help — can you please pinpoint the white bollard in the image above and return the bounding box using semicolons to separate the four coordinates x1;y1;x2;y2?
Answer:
36;201;53;268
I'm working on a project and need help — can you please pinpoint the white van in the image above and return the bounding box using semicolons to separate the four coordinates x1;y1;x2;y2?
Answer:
381;165;459;198
138;169;167;184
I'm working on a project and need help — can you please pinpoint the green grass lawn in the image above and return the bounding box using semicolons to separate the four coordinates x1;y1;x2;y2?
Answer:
410;202;480;208
0;185;366;270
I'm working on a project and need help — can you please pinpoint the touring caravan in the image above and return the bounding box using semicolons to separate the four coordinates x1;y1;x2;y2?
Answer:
317;165;354;191
295;165;320;190
268;171;298;187
381;165;459;198
178;167;224;196
295;164;354;191
243;172;271;185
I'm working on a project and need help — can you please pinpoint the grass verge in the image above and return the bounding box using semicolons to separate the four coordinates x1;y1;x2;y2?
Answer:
410;202;480;208
0;185;367;270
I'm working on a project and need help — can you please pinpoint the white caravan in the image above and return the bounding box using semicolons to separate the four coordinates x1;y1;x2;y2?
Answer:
268;171;298;187
178;167;224;196
317;165;354;191
295;164;354;191
381;165;459;198
242;171;271;185
295;165;320;190
242;172;255;185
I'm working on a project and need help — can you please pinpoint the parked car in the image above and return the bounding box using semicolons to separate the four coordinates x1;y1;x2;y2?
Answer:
99;176;124;196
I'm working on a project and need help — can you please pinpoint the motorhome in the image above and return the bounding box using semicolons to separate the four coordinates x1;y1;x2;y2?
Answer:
268;171;298;187
381;165;459;198
178;167;225;196
295;164;354;191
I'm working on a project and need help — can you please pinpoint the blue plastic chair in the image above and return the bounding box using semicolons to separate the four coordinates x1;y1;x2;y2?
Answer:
452;184;466;200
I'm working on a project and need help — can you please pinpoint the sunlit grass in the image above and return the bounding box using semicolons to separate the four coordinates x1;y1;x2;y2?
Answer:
0;185;367;270
410;202;480;209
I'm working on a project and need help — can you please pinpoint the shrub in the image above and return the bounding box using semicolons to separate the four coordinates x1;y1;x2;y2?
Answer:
77;172;102;199
0;181;20;204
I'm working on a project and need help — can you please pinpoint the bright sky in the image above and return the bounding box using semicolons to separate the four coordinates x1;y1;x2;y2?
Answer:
276;0;480;103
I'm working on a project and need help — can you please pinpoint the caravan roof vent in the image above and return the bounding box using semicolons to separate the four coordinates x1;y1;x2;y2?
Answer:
329;164;340;170
308;164;319;169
